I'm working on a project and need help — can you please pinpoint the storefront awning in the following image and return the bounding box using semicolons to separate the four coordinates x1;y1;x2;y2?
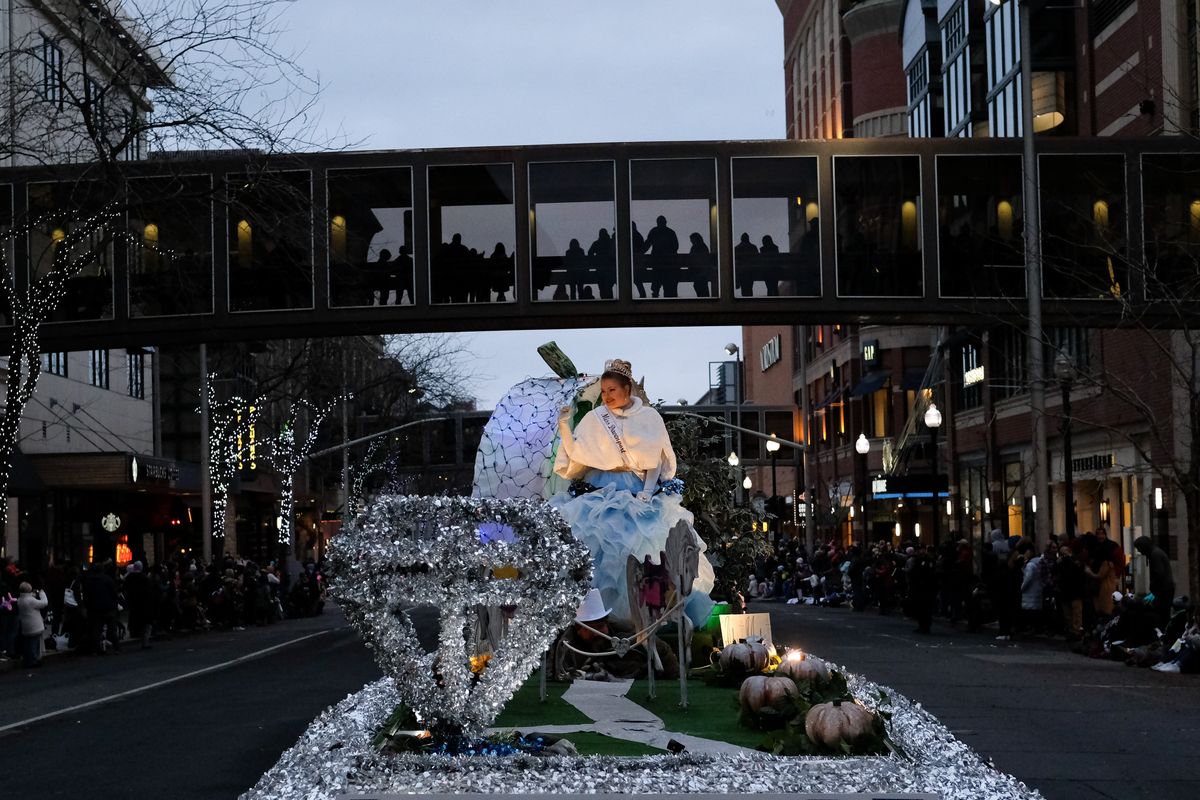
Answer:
849;370;890;397
814;386;843;410
901;367;928;390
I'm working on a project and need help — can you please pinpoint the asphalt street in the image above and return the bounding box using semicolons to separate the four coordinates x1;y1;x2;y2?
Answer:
758;599;1200;800
3;599;1196;800
0;607;381;800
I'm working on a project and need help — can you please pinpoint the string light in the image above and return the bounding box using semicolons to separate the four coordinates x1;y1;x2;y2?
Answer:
202;373;266;542
270;395;348;547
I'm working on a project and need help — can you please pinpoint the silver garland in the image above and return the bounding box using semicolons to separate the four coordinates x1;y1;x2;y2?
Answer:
243;664;1045;800
327;494;593;739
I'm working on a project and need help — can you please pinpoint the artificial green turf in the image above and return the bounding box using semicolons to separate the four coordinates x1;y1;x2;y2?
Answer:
492;674;592;728
558;731;664;756
628;678;766;750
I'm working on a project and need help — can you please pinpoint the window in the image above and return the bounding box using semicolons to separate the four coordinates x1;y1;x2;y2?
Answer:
1047;328;1090;373
122;112;142;161
85;76;106;132
959;344;983;410
127;352;145;398
943;2;966;56
90;349;109;388
41;351;68;377
41;36;63;106
993;327;1027;398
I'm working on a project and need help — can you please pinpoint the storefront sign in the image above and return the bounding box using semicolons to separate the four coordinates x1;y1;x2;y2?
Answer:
101;512;121;533
132;455;181;485
862;339;879;366
963;365;985;386
760;334;782;371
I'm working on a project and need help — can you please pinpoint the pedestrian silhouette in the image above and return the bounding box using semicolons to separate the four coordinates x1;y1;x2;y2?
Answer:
644;215;679;298
735;232;759;296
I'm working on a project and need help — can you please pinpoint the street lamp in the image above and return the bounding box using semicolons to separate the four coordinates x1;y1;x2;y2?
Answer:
725;343;744;502
743;475;752;490
855;433;870;545
766;434;781;542
727;451;739;467
924;403;943;545
1055;351;1076;540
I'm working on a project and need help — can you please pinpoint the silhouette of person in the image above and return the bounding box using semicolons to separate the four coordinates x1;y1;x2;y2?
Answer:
489;242;512;302
588;228;616;300
563;237;587;300
372;248;392;305
435;232;470;303
393;244;414;305
735;232;759;297
631;220;647;298
760;234;780;296
687;232;710;297
644;215;679;298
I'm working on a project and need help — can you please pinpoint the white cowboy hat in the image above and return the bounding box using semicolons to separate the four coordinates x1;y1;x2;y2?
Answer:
575;588;612;623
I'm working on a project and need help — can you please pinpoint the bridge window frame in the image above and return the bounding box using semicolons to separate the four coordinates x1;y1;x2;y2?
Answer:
225;169;315;314
730;155;822;299
128;173;215;318
426;162;517;306
326;165;416;309
628;156;720;301
527;159;618;303
832;153;925;299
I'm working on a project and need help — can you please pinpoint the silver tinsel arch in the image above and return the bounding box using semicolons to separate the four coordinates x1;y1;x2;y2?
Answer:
327;494;592;739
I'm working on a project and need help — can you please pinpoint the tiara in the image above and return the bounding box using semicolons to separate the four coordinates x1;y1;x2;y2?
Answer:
603;358;634;380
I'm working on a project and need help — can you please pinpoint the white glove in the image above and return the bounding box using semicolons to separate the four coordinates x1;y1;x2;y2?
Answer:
636;491;652;503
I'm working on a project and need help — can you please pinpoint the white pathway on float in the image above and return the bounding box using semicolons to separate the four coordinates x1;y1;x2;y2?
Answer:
488;677;755;755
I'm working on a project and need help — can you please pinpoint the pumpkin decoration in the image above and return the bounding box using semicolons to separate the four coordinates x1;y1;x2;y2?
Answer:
775;653;831;685
719;638;770;675
739;675;799;717
804;699;878;749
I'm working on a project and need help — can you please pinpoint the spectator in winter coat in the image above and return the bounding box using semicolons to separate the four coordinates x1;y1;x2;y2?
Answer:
17;582;47;667
82;561;121;654
1053;544;1086;639
1020;545;1046;634
1134;536;1175;626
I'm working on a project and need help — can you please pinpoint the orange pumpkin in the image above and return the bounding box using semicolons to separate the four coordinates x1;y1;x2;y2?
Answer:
719;639;769;675
739;675;799;716
776;654;831;685
804;699;877;748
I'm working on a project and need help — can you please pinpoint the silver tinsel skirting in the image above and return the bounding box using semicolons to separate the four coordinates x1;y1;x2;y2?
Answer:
241;666;1043;800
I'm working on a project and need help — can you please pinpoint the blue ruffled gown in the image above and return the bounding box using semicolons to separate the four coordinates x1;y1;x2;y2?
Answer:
549;469;715;628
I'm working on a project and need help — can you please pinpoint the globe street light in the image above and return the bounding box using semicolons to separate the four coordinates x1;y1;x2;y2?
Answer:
766;434;781;542
924;403;943;545
724;342;744;503
855;433;870;545
1055;351;1076;540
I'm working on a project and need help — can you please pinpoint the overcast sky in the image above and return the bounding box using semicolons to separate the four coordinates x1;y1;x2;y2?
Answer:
283;1;786;406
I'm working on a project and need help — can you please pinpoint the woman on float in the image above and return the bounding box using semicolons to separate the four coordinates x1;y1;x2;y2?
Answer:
551;358;714;627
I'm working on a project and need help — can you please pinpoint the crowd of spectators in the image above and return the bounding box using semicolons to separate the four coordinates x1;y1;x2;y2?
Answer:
744;528;1197;674
0;554;327;669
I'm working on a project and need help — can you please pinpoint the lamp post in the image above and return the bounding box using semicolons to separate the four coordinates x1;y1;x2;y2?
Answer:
855;433;870;545
925;403;943;545
725;343;744;503
766;434;781;543
1055;352;1075;540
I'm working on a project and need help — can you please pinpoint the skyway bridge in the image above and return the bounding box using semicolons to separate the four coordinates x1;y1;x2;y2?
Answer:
0;136;1195;353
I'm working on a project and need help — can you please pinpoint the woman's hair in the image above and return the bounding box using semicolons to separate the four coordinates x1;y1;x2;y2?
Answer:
601;358;634;390
600;370;632;390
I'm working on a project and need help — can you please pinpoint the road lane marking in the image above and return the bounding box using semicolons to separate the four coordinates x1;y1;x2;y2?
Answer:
0;629;334;735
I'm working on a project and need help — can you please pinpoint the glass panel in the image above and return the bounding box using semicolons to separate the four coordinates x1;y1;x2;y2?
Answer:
1142;153;1200;299
28;181;115;321
630;158;718;299
428;164;515;305
127;175;214;317
936;155;1024;298
529;161;616;301
731;157;820;297
1039;154;1126;299
834;156;923;297
227;171;313;311
328;166;414;307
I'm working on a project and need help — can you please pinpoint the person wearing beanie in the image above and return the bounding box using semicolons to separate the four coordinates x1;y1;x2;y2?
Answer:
17;582;48;667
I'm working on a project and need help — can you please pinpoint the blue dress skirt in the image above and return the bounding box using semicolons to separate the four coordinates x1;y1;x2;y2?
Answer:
549;469;715;627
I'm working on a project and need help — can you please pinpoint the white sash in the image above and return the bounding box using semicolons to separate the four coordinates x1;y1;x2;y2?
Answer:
595;405;635;471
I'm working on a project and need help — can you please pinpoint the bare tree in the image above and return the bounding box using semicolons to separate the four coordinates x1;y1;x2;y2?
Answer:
0;0;336;536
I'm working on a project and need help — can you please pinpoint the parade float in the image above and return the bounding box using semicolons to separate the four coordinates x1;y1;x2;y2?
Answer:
242;349;1043;800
